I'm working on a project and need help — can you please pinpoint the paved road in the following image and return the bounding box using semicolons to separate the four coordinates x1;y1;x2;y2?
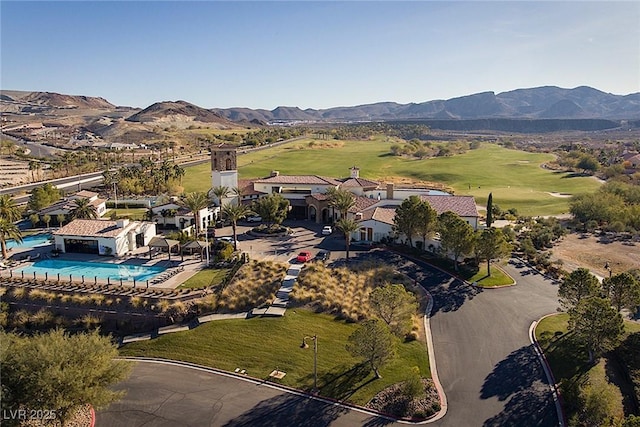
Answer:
98;248;562;427
96;361;379;427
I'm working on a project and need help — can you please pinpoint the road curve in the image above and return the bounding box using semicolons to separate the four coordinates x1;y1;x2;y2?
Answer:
98;252;562;426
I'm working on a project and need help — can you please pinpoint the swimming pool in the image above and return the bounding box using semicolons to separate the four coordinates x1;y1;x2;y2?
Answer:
6;233;53;250
16;259;166;282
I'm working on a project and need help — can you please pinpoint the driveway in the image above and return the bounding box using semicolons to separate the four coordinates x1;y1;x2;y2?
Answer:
99;244;562;426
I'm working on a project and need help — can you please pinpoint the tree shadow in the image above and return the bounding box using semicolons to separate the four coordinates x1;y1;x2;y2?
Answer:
362;415;396;426
362;248;483;314
481;345;544;401
482;388;557;427
429;278;482;314
222;393;348;427
316;362;375;401
481;346;558;426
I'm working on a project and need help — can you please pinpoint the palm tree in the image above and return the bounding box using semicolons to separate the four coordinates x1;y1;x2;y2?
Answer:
330;189;356;220
181;192;210;236
210;186;230;206
335;218;360;261
0;218;22;259
56;214;65;226
70;198;98;220
173;164;185;184
221;203;253;251
0;195;21;222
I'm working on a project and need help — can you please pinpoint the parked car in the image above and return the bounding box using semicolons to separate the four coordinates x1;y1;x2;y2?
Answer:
217;236;238;246
322;226;333;235
245;215;262;223
215;219;231;228
296;251;312;263
315;250;330;262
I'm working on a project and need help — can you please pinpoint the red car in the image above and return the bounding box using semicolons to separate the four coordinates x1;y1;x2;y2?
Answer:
296;251;312;263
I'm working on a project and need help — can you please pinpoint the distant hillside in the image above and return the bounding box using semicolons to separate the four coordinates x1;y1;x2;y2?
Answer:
213;86;640;123
125;100;234;126
1;90;114;110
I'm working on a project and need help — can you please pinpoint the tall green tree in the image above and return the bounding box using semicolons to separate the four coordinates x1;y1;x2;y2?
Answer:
335;218;359;261
568;296;624;363
558;268;600;310
27;184;61;211
476;227;512;276
0;194;21;222
181;192;210;236
369;284;417;337
56;213;66;226
603;272;640;312
221;203;253;251
415;199;437;250
0;329;132;423
393;195;423;247
0;218;22;259
251;193;289;227
70;198;98;220
438;211;475;271
346;319;396;379
486;193;493;227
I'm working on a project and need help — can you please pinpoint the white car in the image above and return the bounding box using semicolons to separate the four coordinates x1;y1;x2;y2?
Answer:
322;226;333;235
218;237;238;246
246;215;262;223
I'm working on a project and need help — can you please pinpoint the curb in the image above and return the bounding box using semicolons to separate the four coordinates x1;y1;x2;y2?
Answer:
116;357;447;425
89;405;95;427
421;289;448;422
469;264;517;289
529;314;567;427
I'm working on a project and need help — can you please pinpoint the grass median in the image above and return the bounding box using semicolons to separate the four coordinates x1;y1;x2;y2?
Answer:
119;308;430;405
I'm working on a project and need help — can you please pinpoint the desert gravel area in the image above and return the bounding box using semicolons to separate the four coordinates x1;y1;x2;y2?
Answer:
551;233;640;277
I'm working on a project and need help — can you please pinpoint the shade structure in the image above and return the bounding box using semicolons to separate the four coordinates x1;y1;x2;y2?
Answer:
148;237;180;260
181;240;209;260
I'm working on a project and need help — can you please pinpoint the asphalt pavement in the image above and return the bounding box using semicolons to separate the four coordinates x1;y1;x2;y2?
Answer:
97;236;562;427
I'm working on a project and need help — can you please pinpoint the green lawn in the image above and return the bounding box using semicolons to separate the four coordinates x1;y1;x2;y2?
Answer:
535;313;640;421
468;263;514;288
120;309;430;405
184;139;601;216
107;208;148;220
178;268;229;289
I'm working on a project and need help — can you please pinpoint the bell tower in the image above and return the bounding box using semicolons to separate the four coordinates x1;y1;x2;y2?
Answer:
211;144;238;200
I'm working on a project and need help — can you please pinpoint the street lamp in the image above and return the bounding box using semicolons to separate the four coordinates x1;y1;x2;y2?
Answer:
300;334;318;392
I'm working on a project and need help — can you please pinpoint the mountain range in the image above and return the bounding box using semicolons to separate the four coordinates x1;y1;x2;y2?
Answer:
2;86;640;130
213;86;640;123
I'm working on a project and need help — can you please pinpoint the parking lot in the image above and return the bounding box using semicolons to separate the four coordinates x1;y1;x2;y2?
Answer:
213;219;359;264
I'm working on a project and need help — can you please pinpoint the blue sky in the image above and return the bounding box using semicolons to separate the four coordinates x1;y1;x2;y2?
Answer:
1;1;639;109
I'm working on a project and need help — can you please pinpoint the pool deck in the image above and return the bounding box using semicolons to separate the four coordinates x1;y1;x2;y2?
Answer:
3;244;205;290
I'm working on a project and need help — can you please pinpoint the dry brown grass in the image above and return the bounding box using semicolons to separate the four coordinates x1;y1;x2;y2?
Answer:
292;262;412;322
216;260;288;312
551;233;640;277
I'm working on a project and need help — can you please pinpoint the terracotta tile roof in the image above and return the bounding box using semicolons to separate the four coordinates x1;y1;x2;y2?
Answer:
371;206;397;225
72;190;98;199
39;197;105;215
340;177;379;189
306;193;330;201
420;195;479;217
349;196;380;213
54;219;135;238
254;175;341;186
237;178;264;196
